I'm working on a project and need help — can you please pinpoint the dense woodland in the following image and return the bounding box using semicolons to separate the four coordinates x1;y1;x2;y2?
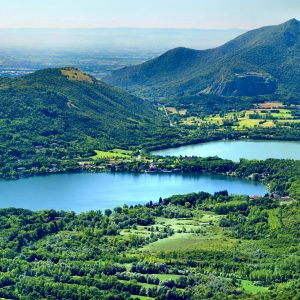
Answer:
0;189;299;299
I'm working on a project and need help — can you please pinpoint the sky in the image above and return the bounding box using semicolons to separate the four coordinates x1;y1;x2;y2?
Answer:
0;0;299;29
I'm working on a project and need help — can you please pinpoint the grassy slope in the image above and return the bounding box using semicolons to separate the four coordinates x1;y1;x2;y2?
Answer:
91;149;132;160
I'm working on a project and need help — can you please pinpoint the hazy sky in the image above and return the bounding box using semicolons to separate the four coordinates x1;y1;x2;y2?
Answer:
0;0;299;29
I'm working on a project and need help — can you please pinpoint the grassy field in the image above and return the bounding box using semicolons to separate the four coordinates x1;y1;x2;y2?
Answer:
132;296;154;300
180;102;300;129
182;116;203;125
268;208;281;229
241;280;269;294
126;211;275;298
142;232;237;252
140;212;237;252
61;69;93;83
151;274;182;282
127;211;273;297
91;149;132;159
164;106;187;115
120;225;152;237
127;208;286;297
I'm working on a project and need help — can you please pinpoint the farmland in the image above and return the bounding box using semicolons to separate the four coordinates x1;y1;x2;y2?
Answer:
91;149;133;160
165;102;300;129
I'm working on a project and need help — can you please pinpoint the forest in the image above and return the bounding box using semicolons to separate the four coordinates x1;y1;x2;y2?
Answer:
0;151;299;299
0;189;298;299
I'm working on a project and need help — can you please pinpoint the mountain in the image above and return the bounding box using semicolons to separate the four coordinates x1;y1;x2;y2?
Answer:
0;68;166;163
105;19;300;98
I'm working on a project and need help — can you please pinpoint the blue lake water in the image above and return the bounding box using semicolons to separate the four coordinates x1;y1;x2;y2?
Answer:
152;140;300;161
0;172;267;213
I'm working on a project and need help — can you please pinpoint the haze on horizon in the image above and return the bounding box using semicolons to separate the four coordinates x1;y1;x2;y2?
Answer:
0;0;299;30
0;0;299;52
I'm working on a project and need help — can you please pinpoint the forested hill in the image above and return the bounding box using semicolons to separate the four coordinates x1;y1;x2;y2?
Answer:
0;68;167;168
105;19;300;99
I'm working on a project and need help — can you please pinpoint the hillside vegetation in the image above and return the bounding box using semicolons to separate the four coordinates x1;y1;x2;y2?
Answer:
105;19;300;99
0;68;175;177
0;191;299;299
0;68;166;148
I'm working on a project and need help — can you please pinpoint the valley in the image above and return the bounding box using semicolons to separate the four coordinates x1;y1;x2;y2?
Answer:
0;49;158;79
173;102;300;129
0;16;299;300
1;67;300;182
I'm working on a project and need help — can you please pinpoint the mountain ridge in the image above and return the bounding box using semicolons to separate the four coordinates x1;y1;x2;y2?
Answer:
104;19;300;98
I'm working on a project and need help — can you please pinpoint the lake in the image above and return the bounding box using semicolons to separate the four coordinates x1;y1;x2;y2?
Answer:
152;140;300;161
0;172;267;213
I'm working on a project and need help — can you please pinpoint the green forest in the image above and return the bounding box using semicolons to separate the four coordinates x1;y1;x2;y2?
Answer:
0;190;299;299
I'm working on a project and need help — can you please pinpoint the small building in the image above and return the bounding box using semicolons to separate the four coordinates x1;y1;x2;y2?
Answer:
280;196;293;201
250;195;264;201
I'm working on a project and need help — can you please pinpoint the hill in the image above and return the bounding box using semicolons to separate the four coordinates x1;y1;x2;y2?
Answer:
105;19;300;99
0;68;168;176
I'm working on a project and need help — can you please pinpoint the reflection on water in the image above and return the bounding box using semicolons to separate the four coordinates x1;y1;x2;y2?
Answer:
152;140;300;161
0;172;267;213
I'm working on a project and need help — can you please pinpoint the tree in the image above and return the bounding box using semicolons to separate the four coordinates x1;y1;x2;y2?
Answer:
104;209;112;217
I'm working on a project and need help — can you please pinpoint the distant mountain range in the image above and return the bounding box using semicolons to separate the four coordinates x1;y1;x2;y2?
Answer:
105;19;300;98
